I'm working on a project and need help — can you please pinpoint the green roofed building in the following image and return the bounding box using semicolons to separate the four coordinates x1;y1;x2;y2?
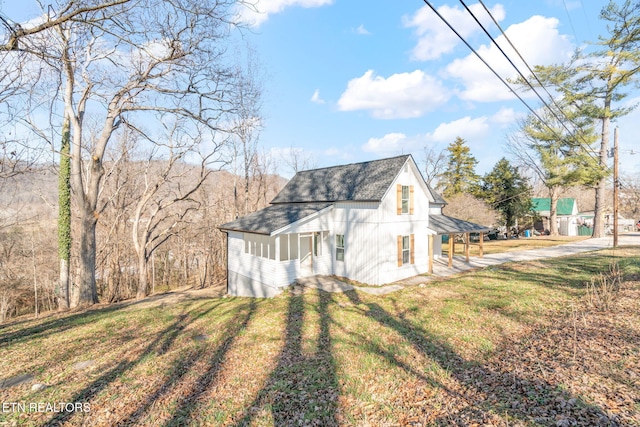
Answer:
531;198;580;236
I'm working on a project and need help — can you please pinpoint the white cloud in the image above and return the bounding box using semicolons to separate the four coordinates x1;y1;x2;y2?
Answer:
337;69;450;119
361;112;517;157
445;15;573;102
431;116;490;143
363;133;408;154
238;0;333;27
353;24;371;35
362;132;435;157
490;107;521;125
404;2;506;61
310;89;325;104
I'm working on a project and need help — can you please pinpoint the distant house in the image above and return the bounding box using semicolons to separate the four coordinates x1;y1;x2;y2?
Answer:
531;197;580;236
219;155;489;297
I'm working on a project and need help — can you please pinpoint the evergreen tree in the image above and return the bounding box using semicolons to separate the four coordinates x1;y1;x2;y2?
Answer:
513;103;601;235
520;0;640;238
438;137;480;198
481;158;532;238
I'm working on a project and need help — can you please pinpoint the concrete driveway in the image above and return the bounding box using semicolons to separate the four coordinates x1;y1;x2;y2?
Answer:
297;233;640;295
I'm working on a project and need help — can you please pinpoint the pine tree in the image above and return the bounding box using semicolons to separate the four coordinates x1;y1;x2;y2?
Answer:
514;103;601;235
438;137;480;198
519;0;640;238
481;158;532;238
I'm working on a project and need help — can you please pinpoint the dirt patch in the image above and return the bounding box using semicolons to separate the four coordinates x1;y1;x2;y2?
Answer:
126;283;227;309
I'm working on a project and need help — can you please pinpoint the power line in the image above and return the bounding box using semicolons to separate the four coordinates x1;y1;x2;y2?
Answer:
420;0;601;169
419;0;551;131
468;0;602;163
423;0;620;201
562;0;580;43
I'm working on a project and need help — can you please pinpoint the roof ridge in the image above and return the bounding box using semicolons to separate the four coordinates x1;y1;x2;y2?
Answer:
294;154;411;174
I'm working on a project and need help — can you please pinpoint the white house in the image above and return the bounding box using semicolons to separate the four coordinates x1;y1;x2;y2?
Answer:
219;155;489;297
531;198;580;236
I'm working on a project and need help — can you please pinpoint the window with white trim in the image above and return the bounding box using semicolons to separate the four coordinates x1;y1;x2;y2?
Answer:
402;235;410;264
336;234;345;261
401;185;410;214
397;234;414;266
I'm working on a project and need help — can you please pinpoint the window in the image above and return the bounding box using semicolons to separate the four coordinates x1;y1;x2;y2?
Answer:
401;185;410;214
402;235;410;264
243;234;276;260
290;234;299;259
336;234;344;261
397;184;414;215
397;234;414;266
278;234;299;261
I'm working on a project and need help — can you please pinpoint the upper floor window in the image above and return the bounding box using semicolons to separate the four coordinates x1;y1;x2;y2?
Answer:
401;185;410;214
397;184;414;215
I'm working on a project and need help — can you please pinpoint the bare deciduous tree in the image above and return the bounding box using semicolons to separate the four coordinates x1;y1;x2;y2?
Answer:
131;122;221;299
1;0;248;306
422;145;446;187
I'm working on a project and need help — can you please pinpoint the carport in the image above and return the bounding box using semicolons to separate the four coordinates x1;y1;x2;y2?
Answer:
427;215;491;273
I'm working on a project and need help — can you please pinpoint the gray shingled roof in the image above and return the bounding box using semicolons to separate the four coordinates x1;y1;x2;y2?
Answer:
271;155;411;203
428;214;491;234
429;186;447;205
219;203;332;235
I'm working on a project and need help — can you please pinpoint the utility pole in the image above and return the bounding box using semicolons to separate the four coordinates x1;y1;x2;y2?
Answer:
613;127;619;247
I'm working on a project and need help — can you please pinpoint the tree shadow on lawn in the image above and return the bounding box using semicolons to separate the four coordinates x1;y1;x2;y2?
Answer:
114;299;258;426
342;289;618;426
460;252;633;300
231;288;340;427
42;299;243;426
0;303;131;348
0;291;219;348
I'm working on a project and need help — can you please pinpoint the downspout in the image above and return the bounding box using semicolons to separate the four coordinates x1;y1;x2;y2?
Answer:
225;231;229;295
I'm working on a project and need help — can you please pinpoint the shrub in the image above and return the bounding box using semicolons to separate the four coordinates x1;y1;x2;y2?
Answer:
585;261;621;311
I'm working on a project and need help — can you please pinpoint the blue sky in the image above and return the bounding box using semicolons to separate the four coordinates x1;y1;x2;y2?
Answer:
236;0;640;178
3;0;640;178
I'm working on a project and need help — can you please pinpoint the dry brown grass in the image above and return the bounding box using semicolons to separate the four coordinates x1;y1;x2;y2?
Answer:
443;235;589;256
0;248;638;426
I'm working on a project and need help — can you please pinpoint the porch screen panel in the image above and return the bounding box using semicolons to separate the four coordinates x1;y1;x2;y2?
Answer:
290;233;299;259
269;237;276;260
280;235;289;261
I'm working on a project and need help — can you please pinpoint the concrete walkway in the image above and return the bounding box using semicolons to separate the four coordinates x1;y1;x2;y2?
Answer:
297;233;640;295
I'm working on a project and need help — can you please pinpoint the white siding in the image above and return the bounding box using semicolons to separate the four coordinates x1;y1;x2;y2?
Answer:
375;160;432;284
332;202;381;284
227;231;282;296
280;207;333;234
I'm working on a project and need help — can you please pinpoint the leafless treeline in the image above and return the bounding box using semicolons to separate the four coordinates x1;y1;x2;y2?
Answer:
0;143;283;322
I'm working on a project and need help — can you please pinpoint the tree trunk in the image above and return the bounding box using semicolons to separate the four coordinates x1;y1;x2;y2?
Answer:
549;186;559;236
77;206;99;305
593;99;611;238
57;115;71;310
137;253;148;299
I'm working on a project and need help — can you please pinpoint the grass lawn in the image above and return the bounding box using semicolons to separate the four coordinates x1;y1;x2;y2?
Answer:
1;247;639;426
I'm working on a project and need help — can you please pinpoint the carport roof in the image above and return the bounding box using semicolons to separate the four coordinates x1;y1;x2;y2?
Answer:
428;214;491;235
